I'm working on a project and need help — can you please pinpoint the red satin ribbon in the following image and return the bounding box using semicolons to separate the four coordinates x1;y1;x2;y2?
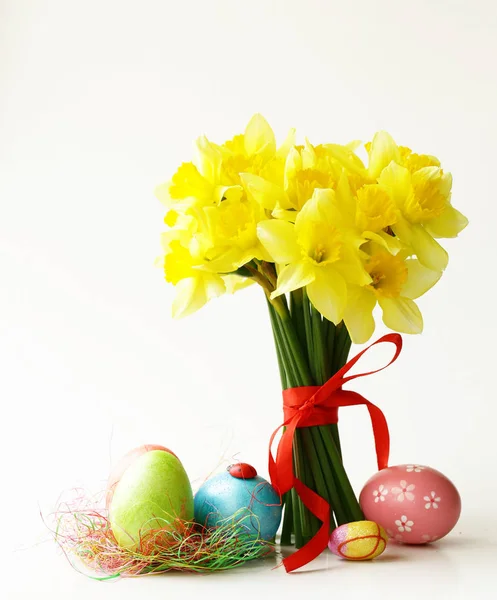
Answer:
268;333;403;573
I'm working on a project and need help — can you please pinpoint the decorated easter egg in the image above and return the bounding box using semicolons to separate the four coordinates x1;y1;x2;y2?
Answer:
106;444;176;507
194;463;282;541
328;520;388;560
109;448;194;550
359;464;461;544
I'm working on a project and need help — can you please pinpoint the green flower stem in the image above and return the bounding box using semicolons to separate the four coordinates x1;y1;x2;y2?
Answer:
332;323;351;374
275;300;321;546
270;300;299;388
266;290;364;551
329;425;342;462
307;297;343;459
311;306;328;385
280;317;314;387
267;299;296;542
303;306;314;379
318;425;364;522
293;430;312;541
280;491;293;545
325;318;336;377
300;460;320;540
278;317;314;546
290;289;308;362
267;299;288;389
309;426;348;525
278;299;358;531
291;487;303;548
301;428;337;533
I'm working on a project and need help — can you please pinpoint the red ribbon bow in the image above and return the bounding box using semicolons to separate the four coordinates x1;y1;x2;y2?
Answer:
268;333;403;573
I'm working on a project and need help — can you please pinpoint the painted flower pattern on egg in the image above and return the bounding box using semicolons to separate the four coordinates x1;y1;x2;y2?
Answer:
391;480;415;502
395;515;414;533
424;491;441;509
406;465;424;473
422;534;439;542
386;528;404;542
373;485;388;502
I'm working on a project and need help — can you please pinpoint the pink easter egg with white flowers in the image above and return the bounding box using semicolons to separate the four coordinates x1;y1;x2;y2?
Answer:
359;464;461;544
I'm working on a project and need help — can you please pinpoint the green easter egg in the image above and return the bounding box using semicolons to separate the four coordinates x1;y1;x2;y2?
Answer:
109;450;193;550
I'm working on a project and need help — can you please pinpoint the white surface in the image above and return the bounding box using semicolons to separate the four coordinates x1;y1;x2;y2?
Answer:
1;0;496;598
8;516;497;600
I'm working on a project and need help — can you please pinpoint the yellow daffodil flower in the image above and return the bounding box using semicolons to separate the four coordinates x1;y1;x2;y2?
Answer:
156;113;286;212
158;115;467;327
155;136;240;211
257;188;370;324
284;141;343;211
327;132;468;270
344;244;442;343
367;131;466;270
218;113;291;185
313;172;402;256
202;193;272;272
161;240;226;318
241;140;345;221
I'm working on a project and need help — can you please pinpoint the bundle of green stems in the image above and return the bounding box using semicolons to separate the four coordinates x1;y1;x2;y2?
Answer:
267;288;364;548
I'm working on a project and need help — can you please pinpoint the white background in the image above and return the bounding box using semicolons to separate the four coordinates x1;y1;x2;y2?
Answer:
2;1;496;598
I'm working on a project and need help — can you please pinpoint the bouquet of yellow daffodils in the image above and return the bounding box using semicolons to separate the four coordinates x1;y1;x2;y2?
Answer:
156;115;467;550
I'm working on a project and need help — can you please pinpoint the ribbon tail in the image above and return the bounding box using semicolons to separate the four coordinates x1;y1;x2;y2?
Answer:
282;478;330;573
269;415;301;495
332;389;390;471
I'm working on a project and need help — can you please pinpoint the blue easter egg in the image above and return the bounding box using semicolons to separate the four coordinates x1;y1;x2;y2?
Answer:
194;471;282;541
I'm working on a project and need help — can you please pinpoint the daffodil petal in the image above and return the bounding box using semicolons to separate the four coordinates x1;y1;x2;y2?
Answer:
155;182;172;207
424;205;468;238
276;128;296;158
346;140;362;151
402;260;442;300
167;162;213;204
193;136;222;185
216;184;243;204
284;147;303;189
343;287;377;344
323;143;366;176
172;274;225;319
223;274;254;294
240;173;288;210
394;222;449;271
306;267;347;324
368;131;401;179
271;207;298;222
271;261;315;298
333;246;372;286
295;188;336;232
257;220;300;264
335;172;357;222
364;230;405;255
203;245;261;273
302;138;317;170
377;161;412;208
378;296;423;334
413;166;452;197
244;114;276;158
202;249;239;273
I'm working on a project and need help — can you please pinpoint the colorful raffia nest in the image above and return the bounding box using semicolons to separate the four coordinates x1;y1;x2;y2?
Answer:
48;489;274;579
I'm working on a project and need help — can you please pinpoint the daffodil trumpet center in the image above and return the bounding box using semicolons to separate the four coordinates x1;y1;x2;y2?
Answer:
356;185;397;232
366;251;407;298
404;171;448;223
298;222;342;266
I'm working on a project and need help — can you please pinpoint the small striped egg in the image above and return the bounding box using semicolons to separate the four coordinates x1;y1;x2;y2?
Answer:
328;520;388;560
